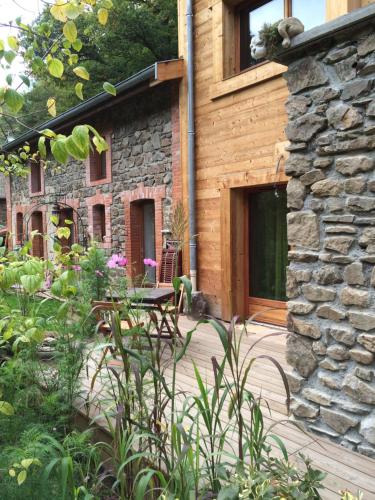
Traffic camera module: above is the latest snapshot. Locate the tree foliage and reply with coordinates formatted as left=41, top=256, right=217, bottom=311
left=0, top=0, right=178, bottom=145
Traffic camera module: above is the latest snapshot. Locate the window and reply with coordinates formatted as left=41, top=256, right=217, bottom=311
left=31, top=211, right=44, bottom=258
left=92, top=204, right=106, bottom=242
left=0, top=198, right=6, bottom=227
left=30, top=160, right=43, bottom=194
left=87, top=132, right=112, bottom=186
left=248, top=187, right=287, bottom=301
left=90, top=150, right=107, bottom=182
left=16, top=212, right=23, bottom=244
left=236, top=0, right=325, bottom=73
left=58, top=208, right=74, bottom=252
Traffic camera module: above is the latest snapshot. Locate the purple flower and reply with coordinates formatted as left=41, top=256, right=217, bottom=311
left=143, top=258, right=157, bottom=267
left=95, top=270, right=104, bottom=277
left=107, top=254, right=128, bottom=269
left=72, top=265, right=81, bottom=272
left=44, top=275, right=52, bottom=289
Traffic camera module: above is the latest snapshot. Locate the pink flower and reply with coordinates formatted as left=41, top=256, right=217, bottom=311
left=143, top=258, right=157, bottom=267
left=44, top=275, right=52, bottom=289
left=107, top=254, right=128, bottom=269
left=72, top=265, right=81, bottom=272
left=95, top=270, right=104, bottom=277
left=118, top=256, right=128, bottom=267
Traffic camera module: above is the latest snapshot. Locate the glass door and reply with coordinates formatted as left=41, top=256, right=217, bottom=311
left=248, top=186, right=288, bottom=324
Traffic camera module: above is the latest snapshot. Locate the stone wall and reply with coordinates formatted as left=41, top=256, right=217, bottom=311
left=280, top=9, right=375, bottom=456
left=10, top=84, right=181, bottom=262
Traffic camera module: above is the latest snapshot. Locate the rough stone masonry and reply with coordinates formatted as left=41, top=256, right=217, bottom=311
left=277, top=8, right=375, bottom=457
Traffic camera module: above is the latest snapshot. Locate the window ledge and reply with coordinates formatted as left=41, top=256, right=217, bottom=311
left=29, top=189, right=45, bottom=198
left=87, top=175, right=112, bottom=188
left=210, top=61, right=286, bottom=100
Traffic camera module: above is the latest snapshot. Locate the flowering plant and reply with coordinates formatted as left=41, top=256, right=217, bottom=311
left=143, top=258, right=157, bottom=267
left=107, top=254, right=128, bottom=269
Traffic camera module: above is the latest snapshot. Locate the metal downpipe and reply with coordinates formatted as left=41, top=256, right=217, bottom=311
left=186, top=0, right=197, bottom=292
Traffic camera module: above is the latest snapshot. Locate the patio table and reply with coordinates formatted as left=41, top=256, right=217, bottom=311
left=107, top=287, right=182, bottom=340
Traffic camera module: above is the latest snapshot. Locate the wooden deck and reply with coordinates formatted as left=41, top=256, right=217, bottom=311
left=78, top=316, right=375, bottom=500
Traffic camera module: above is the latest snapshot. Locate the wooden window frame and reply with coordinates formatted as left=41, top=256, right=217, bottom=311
left=92, top=204, right=106, bottom=243
left=86, top=191, right=112, bottom=249
left=86, top=131, right=112, bottom=187
left=29, top=160, right=45, bottom=197
left=30, top=210, right=46, bottom=258
left=211, top=0, right=355, bottom=100
left=16, top=212, right=23, bottom=244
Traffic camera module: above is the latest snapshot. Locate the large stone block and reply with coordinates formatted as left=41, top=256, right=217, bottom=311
left=344, top=262, right=365, bottom=285
left=311, top=179, right=343, bottom=197
left=349, top=347, right=374, bottom=365
left=291, top=397, right=319, bottom=418
left=321, top=408, right=358, bottom=434
left=343, top=373, right=375, bottom=404
left=302, top=387, right=332, bottom=406
left=286, top=113, right=327, bottom=143
left=287, top=211, right=319, bottom=250
left=358, top=333, right=375, bottom=353
left=285, top=95, right=311, bottom=119
left=347, top=196, right=375, bottom=212
left=290, top=317, right=321, bottom=339
left=340, top=287, right=369, bottom=308
left=286, top=334, right=318, bottom=378
left=285, top=57, right=328, bottom=94
left=327, top=103, right=363, bottom=130
left=287, top=178, right=306, bottom=209
left=285, top=154, right=313, bottom=177
left=360, top=414, right=375, bottom=445
left=336, top=155, right=374, bottom=176
left=302, top=284, right=336, bottom=302
left=313, top=265, right=342, bottom=285
left=349, top=311, right=375, bottom=331
left=287, top=301, right=315, bottom=315
left=316, top=305, right=346, bottom=321
left=329, top=326, right=356, bottom=346
left=358, top=33, right=375, bottom=57
left=324, top=236, right=354, bottom=254
left=327, top=344, right=350, bottom=361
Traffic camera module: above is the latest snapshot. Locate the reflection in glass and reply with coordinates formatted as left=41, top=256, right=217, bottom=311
left=292, top=0, right=326, bottom=31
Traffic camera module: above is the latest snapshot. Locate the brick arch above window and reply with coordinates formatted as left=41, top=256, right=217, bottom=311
left=86, top=191, right=112, bottom=249
left=121, top=183, right=166, bottom=277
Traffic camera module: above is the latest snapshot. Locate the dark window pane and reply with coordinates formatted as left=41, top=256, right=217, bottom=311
left=292, top=0, right=325, bottom=31
left=249, top=188, right=287, bottom=301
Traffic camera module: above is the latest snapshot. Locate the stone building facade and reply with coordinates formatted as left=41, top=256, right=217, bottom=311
left=8, top=78, right=181, bottom=278
left=277, top=6, right=375, bottom=457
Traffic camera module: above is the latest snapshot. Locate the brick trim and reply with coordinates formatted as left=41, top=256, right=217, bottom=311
left=86, top=190, right=112, bottom=248
left=171, top=87, right=182, bottom=204
left=85, top=131, right=112, bottom=187
left=121, top=183, right=166, bottom=278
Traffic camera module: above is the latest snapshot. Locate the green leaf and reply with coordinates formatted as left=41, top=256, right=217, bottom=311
left=92, top=135, right=108, bottom=154
left=17, top=470, right=27, bottom=486
left=101, top=0, right=113, bottom=8
left=63, top=20, right=77, bottom=43
left=7, top=36, right=18, bottom=51
left=20, top=75, right=30, bottom=87
left=51, top=138, right=68, bottom=164
left=98, top=8, right=108, bottom=25
left=75, top=82, right=84, bottom=100
left=4, top=51, right=16, bottom=64
left=20, top=274, right=43, bottom=294
left=50, top=3, right=67, bottom=22
left=56, top=227, right=70, bottom=240
left=48, top=58, right=64, bottom=78
left=73, top=66, right=89, bottom=80
left=50, top=214, right=59, bottom=226
left=72, top=38, right=82, bottom=52
left=217, top=485, right=239, bottom=500
left=72, top=125, right=89, bottom=151
left=9, top=468, right=16, bottom=477
left=38, top=136, right=47, bottom=159
left=4, top=88, right=24, bottom=113
left=65, top=3, right=82, bottom=19
left=103, top=81, right=116, bottom=96
left=47, top=97, right=56, bottom=117
left=5, top=74, right=12, bottom=85
left=0, top=401, right=14, bottom=416
left=65, top=136, right=87, bottom=160
left=41, top=128, right=56, bottom=139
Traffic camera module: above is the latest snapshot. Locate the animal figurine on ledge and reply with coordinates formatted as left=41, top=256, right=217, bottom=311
left=250, top=17, right=304, bottom=61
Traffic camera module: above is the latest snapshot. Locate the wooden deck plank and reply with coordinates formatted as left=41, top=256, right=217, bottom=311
left=79, top=316, right=375, bottom=499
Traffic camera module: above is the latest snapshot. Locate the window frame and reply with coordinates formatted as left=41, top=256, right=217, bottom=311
left=29, top=160, right=45, bottom=197
left=16, top=212, right=23, bottom=244
left=86, top=131, right=112, bottom=187
left=92, top=204, right=106, bottom=243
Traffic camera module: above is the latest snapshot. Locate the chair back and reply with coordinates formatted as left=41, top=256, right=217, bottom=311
left=158, top=248, right=181, bottom=286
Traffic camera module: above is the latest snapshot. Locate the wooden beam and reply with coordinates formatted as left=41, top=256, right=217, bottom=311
left=220, top=188, right=233, bottom=320
left=153, top=59, right=184, bottom=84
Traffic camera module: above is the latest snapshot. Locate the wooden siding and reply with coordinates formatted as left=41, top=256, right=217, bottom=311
left=178, top=0, right=375, bottom=320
